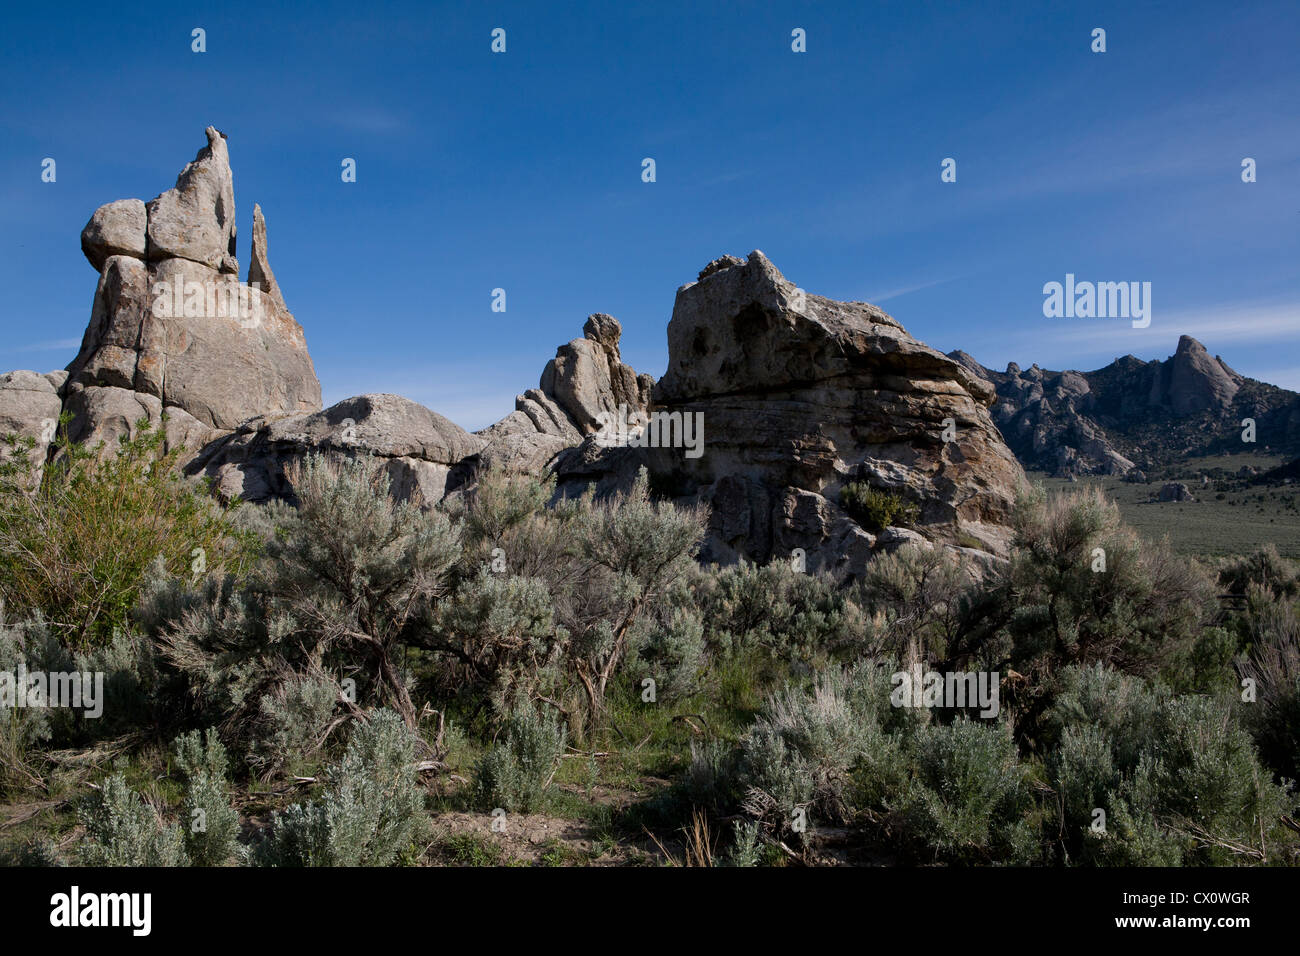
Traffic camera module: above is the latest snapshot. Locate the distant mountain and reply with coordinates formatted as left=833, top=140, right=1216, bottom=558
left=949, top=336, right=1300, bottom=476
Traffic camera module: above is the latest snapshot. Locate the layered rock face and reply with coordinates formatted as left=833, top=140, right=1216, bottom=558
left=648, top=252, right=1026, bottom=575
left=65, top=127, right=321, bottom=452
left=476, top=313, right=652, bottom=474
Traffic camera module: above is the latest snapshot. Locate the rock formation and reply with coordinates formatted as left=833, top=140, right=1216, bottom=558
left=248, top=203, right=287, bottom=312
left=644, top=251, right=1026, bottom=575
left=952, top=335, right=1300, bottom=476
left=1157, top=481, right=1196, bottom=502
left=64, top=127, right=321, bottom=457
left=142, top=127, right=237, bottom=272
left=476, top=313, right=652, bottom=475
left=1156, top=335, right=1242, bottom=415
left=949, top=355, right=1136, bottom=478
left=31, top=129, right=1268, bottom=582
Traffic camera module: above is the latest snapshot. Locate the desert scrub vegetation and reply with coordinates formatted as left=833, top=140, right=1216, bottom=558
left=0, top=417, right=255, bottom=649
left=472, top=704, right=567, bottom=812
left=650, top=486, right=1298, bottom=866
left=253, top=709, right=426, bottom=866
left=0, top=430, right=1296, bottom=868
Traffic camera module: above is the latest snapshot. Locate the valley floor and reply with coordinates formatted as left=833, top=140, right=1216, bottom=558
left=1031, top=453, right=1300, bottom=559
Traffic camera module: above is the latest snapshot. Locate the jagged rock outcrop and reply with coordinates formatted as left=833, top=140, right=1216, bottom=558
left=949, top=355, right=1136, bottom=478
left=952, top=334, right=1299, bottom=476
left=188, top=393, right=484, bottom=506
left=1156, top=335, right=1242, bottom=415
left=248, top=203, right=287, bottom=312
left=145, top=127, right=237, bottom=271
left=32, top=127, right=1251, bottom=582
left=646, top=251, right=1026, bottom=575
left=63, top=128, right=321, bottom=452
left=476, top=313, right=652, bottom=474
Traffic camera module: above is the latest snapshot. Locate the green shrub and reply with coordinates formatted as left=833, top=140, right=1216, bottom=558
left=897, top=718, right=1036, bottom=863
left=448, top=464, right=553, bottom=547
left=1150, top=695, right=1289, bottom=864
left=254, top=709, right=425, bottom=866
left=145, top=453, right=463, bottom=733
left=473, top=705, right=567, bottom=813
left=627, top=606, right=706, bottom=700
left=0, top=621, right=55, bottom=797
left=78, top=772, right=188, bottom=866
left=854, top=544, right=977, bottom=663
left=1237, top=595, right=1300, bottom=783
left=839, top=482, right=920, bottom=532
left=1044, top=664, right=1294, bottom=865
left=1041, top=664, right=1163, bottom=767
left=694, top=559, right=853, bottom=663
left=683, top=739, right=744, bottom=814
left=0, top=616, right=164, bottom=796
left=436, top=568, right=562, bottom=718
left=0, top=837, right=64, bottom=867
left=738, top=662, right=907, bottom=835
left=0, top=419, right=255, bottom=650
left=720, top=820, right=762, bottom=867
left=566, top=468, right=707, bottom=718
left=173, top=728, right=241, bottom=866
left=1218, top=544, right=1299, bottom=599
left=249, top=677, right=341, bottom=779
left=983, top=486, right=1217, bottom=741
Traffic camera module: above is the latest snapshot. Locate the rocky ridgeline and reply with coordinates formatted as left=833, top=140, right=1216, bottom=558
left=950, top=336, right=1300, bottom=477
left=2, top=129, right=1036, bottom=578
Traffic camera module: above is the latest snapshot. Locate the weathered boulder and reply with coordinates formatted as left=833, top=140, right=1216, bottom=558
left=188, top=393, right=485, bottom=507
left=81, top=199, right=147, bottom=272
left=1157, top=481, right=1196, bottom=502
left=0, top=371, right=63, bottom=484
left=66, top=255, right=152, bottom=392
left=145, top=127, right=237, bottom=270
left=648, top=251, right=1026, bottom=573
left=62, top=384, right=162, bottom=449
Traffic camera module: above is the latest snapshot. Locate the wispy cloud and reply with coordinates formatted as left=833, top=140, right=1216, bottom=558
left=864, top=274, right=967, bottom=304
left=1043, top=299, right=1300, bottom=351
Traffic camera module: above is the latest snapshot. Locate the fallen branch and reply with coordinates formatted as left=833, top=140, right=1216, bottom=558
left=671, top=713, right=712, bottom=736
left=0, top=800, right=64, bottom=829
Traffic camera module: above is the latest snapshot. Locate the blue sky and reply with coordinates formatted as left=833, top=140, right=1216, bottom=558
left=2, top=0, right=1297, bottom=429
